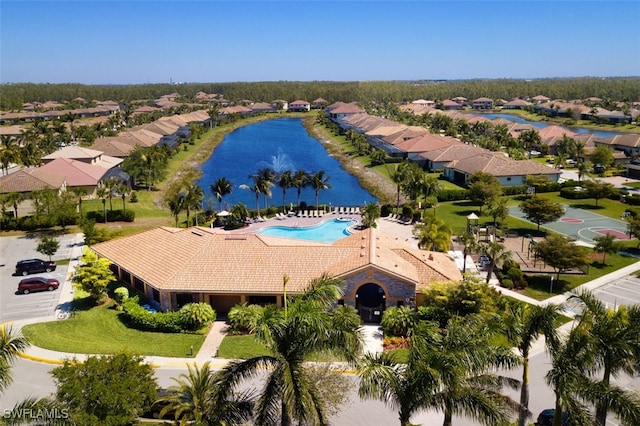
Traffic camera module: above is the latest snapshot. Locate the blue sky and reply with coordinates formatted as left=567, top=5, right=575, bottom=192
left=1, top=1, right=639, bottom=84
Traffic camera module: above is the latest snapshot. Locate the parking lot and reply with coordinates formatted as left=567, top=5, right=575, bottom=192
left=0, top=234, right=80, bottom=323
left=591, top=274, right=640, bottom=308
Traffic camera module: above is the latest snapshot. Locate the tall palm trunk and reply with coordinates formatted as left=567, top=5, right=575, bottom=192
left=595, top=361, right=612, bottom=426
left=518, top=351, right=530, bottom=426
left=281, top=400, right=291, bottom=426
left=443, top=401, right=453, bottom=426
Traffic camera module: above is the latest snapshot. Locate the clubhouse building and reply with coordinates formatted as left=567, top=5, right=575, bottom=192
left=91, top=226, right=462, bottom=323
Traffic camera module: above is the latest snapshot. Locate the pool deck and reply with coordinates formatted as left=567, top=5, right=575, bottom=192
left=215, top=211, right=420, bottom=249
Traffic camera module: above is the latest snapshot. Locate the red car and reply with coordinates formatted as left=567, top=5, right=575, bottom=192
left=18, top=277, right=60, bottom=294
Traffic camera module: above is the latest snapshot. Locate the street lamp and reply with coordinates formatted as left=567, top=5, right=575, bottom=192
left=549, top=274, right=554, bottom=294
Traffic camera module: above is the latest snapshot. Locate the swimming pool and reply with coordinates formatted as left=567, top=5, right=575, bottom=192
left=258, top=218, right=357, bottom=243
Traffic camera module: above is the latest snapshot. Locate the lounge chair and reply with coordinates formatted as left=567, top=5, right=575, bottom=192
left=355, top=207, right=361, bottom=214
left=339, top=207, right=345, bottom=214
left=332, top=207, right=339, bottom=214
left=297, top=210, right=303, bottom=217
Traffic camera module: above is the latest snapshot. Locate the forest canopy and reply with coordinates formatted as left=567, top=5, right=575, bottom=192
left=1, top=77, right=639, bottom=111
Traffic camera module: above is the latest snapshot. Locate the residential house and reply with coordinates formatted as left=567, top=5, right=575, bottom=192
left=472, top=97, right=494, bottom=109
left=443, top=152, right=561, bottom=186
left=90, top=226, right=463, bottom=320
left=442, top=99, right=464, bottom=110
left=393, top=134, right=463, bottom=164
left=289, top=100, right=311, bottom=112
left=0, top=168, right=66, bottom=195
left=503, top=98, right=533, bottom=109
left=419, top=144, right=488, bottom=171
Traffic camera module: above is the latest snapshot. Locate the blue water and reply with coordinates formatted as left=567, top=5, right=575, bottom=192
left=197, top=119, right=377, bottom=210
left=258, top=218, right=357, bottom=243
left=477, top=113, right=624, bottom=138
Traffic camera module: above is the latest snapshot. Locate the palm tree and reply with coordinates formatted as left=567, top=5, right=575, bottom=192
left=457, top=232, right=479, bottom=274
left=362, top=202, right=381, bottom=229
left=70, top=187, right=87, bottom=216
left=570, top=291, right=640, bottom=426
left=414, top=216, right=451, bottom=252
left=215, top=274, right=361, bottom=426
left=359, top=315, right=521, bottom=426
left=115, top=183, right=128, bottom=213
left=183, top=184, right=204, bottom=227
left=157, top=362, right=254, bottom=426
left=210, top=177, right=233, bottom=211
left=481, top=241, right=512, bottom=284
left=239, top=177, right=263, bottom=218
left=502, top=302, right=561, bottom=426
left=291, top=170, right=309, bottom=210
left=310, top=170, right=331, bottom=210
left=231, top=202, right=249, bottom=224
left=0, top=324, right=30, bottom=394
left=389, top=161, right=409, bottom=213
left=96, top=187, right=109, bottom=223
left=104, top=178, right=119, bottom=211
left=166, top=191, right=185, bottom=228
left=4, top=192, right=22, bottom=220
left=278, top=170, right=293, bottom=213
left=254, top=168, right=275, bottom=210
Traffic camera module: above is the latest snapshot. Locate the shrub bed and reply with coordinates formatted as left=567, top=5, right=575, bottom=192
left=121, top=297, right=215, bottom=333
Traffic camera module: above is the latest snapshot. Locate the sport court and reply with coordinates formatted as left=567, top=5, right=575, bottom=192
left=509, top=204, right=630, bottom=244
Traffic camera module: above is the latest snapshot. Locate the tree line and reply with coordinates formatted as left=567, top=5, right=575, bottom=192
left=2, top=77, right=639, bottom=111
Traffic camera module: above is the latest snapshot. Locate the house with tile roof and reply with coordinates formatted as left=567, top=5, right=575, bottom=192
left=0, top=168, right=66, bottom=194
left=503, top=98, right=533, bottom=109
left=289, top=100, right=311, bottom=112
left=472, top=97, right=494, bottom=109
left=393, top=134, right=464, bottom=164
left=443, top=152, right=561, bottom=186
left=442, top=99, right=464, bottom=110
left=90, top=226, right=462, bottom=322
left=418, top=144, right=489, bottom=171
left=42, top=146, right=123, bottom=168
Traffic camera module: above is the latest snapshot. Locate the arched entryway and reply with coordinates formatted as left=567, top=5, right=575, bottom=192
left=355, top=283, right=386, bottom=323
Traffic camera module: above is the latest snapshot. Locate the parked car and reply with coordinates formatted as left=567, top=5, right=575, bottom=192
left=15, top=258, right=57, bottom=276
left=536, top=408, right=571, bottom=426
left=18, top=277, right=60, bottom=294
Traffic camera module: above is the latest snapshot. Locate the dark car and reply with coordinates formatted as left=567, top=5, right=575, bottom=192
left=15, top=259, right=57, bottom=276
left=18, top=277, right=60, bottom=294
left=536, top=408, right=570, bottom=426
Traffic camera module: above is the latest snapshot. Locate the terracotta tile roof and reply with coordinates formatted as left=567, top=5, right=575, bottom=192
left=0, top=168, right=65, bottom=193
left=38, top=158, right=109, bottom=186
left=365, top=125, right=408, bottom=137
left=419, top=144, right=487, bottom=163
left=43, top=146, right=103, bottom=161
left=394, top=133, right=463, bottom=153
left=537, top=125, right=577, bottom=139
left=382, top=127, right=430, bottom=145
left=90, top=137, right=137, bottom=157
left=449, top=153, right=560, bottom=177
left=329, top=103, right=365, bottom=114
left=598, top=134, right=640, bottom=148
left=91, top=226, right=461, bottom=294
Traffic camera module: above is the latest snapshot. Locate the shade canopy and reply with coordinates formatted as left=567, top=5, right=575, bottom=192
left=216, top=210, right=230, bottom=217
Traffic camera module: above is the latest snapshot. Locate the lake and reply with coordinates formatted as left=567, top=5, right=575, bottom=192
left=197, top=118, right=377, bottom=210
left=476, top=113, right=624, bottom=138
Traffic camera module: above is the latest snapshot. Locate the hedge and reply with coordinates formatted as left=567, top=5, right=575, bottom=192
left=86, top=209, right=135, bottom=223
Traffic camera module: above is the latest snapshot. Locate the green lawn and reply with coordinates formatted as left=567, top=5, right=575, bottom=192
left=216, top=334, right=270, bottom=359
left=21, top=298, right=206, bottom=358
